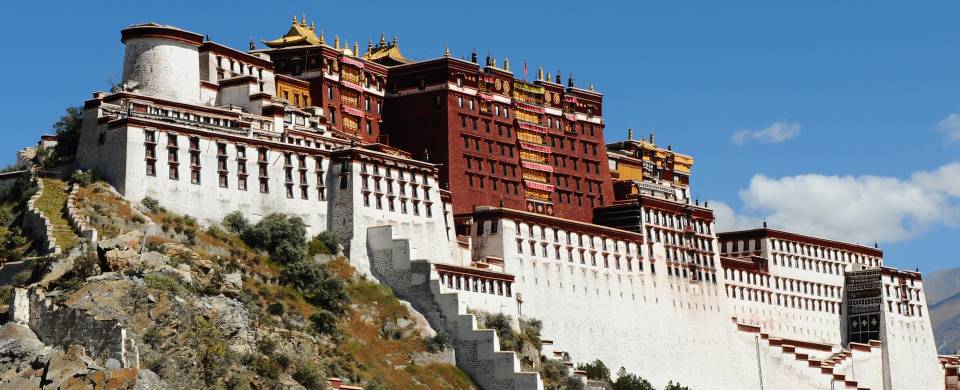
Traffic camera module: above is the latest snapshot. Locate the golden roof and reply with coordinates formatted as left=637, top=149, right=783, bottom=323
left=264, top=16, right=321, bottom=48
left=363, top=35, right=410, bottom=66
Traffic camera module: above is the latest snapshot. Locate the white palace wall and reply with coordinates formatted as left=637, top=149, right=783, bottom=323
left=122, top=37, right=201, bottom=105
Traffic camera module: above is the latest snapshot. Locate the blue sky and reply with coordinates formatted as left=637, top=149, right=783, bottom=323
left=1, top=1, right=958, bottom=272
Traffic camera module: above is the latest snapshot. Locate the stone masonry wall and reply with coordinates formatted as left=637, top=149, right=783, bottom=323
left=8, top=288, right=138, bottom=368
left=65, top=183, right=99, bottom=244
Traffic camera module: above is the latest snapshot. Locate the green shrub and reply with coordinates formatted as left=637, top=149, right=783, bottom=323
left=207, top=225, right=228, bottom=241
left=310, top=310, right=339, bottom=336
left=267, top=302, right=285, bottom=316
left=144, top=273, right=187, bottom=295
left=281, top=260, right=347, bottom=314
left=141, top=197, right=161, bottom=213
left=292, top=361, right=327, bottom=390
left=223, top=211, right=248, bottom=233
left=425, top=332, right=450, bottom=353
left=240, top=214, right=306, bottom=264
left=307, top=231, right=339, bottom=256
left=483, top=313, right=518, bottom=351
left=70, top=170, right=92, bottom=186
left=663, top=381, right=691, bottom=390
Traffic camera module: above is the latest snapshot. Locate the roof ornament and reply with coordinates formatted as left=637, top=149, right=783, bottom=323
left=763, top=219, right=768, bottom=228
left=471, top=49, right=478, bottom=63
left=334, top=35, right=340, bottom=50
left=649, top=130, right=655, bottom=145
left=567, top=73, right=574, bottom=88
left=444, top=44, right=451, bottom=58
left=367, top=39, right=373, bottom=54
left=309, top=22, right=315, bottom=31
left=503, top=57, right=510, bottom=71
left=589, top=83, right=595, bottom=91
left=353, top=41, right=359, bottom=56
left=555, top=70, right=561, bottom=84
left=249, top=38, right=255, bottom=51
left=537, top=66, right=544, bottom=81
left=547, top=72, right=553, bottom=81
left=380, top=32, right=386, bottom=46
left=319, top=29, right=325, bottom=45
left=424, top=149, right=431, bottom=162
left=627, top=128, right=633, bottom=141
left=300, top=15, right=307, bottom=26
left=292, top=15, right=298, bottom=25
left=393, top=34, right=398, bottom=46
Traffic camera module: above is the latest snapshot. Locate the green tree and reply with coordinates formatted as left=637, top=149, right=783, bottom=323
left=223, top=211, right=248, bottom=233
left=307, top=231, right=339, bottom=256
left=281, top=260, right=348, bottom=315
left=53, top=106, right=83, bottom=160
left=576, top=360, right=611, bottom=382
left=612, top=367, right=655, bottom=390
left=241, top=213, right=306, bottom=264
left=663, top=381, right=691, bottom=390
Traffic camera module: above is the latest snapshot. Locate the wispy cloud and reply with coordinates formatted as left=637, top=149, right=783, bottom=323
left=935, top=113, right=960, bottom=143
left=731, top=120, right=801, bottom=145
left=710, top=162, right=960, bottom=244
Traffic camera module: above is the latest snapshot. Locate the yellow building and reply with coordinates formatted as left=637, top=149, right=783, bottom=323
left=275, top=74, right=311, bottom=108
left=606, top=130, right=693, bottom=201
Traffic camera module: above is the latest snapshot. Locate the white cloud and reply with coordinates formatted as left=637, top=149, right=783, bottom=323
left=731, top=121, right=801, bottom=145
left=710, top=200, right=762, bottom=232
left=935, top=113, right=960, bottom=143
left=711, top=162, right=960, bottom=244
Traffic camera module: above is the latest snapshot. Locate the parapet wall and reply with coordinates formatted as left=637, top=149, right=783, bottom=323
left=65, top=183, right=99, bottom=244
left=8, top=288, right=138, bottom=368
left=22, top=173, right=61, bottom=256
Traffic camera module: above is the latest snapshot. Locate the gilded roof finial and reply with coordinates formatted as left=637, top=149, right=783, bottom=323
left=628, top=128, right=633, bottom=140
left=537, top=66, right=544, bottom=81
left=589, top=83, right=595, bottom=91
left=309, top=22, right=315, bottom=31
left=353, top=41, right=359, bottom=56
left=555, top=70, right=561, bottom=84
left=649, top=130, right=656, bottom=145
left=292, top=15, right=298, bottom=25
left=503, top=57, right=510, bottom=71
left=547, top=72, right=552, bottom=81
left=319, top=29, right=325, bottom=45
left=334, top=35, right=340, bottom=49
left=444, top=44, right=451, bottom=58
left=393, top=34, right=398, bottom=46
left=367, top=39, right=373, bottom=53
left=380, top=33, right=386, bottom=46
left=567, top=73, right=574, bottom=88
left=300, top=15, right=307, bottom=26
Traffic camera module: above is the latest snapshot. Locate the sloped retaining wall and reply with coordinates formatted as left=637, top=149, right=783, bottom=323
left=366, top=225, right=543, bottom=390
left=22, top=174, right=61, bottom=256
left=65, top=183, right=98, bottom=244
left=8, top=287, right=138, bottom=368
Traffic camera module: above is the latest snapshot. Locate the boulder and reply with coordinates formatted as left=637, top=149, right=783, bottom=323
left=0, top=323, right=43, bottom=360
left=196, top=296, right=254, bottom=354
left=103, top=249, right=140, bottom=272
left=133, top=368, right=165, bottom=390
left=138, top=252, right=170, bottom=272
left=43, top=346, right=91, bottom=389
left=157, top=265, right=192, bottom=285
left=221, top=272, right=242, bottom=296
left=161, top=243, right=200, bottom=261
left=98, top=231, right=143, bottom=253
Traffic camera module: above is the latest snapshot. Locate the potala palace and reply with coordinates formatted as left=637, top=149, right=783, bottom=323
left=26, top=20, right=958, bottom=389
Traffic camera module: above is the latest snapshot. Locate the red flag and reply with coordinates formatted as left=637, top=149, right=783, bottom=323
left=523, top=60, right=528, bottom=80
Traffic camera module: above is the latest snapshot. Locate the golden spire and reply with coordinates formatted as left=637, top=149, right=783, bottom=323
left=504, top=57, right=510, bottom=71
left=292, top=15, right=298, bottom=25
left=367, top=39, right=373, bottom=54
left=319, top=29, right=325, bottom=45
left=334, top=35, right=340, bottom=49
left=547, top=72, right=552, bottom=81
left=627, top=128, right=633, bottom=140
left=309, top=22, right=315, bottom=31
left=589, top=83, right=595, bottom=91
left=380, top=33, right=386, bottom=46
left=538, top=66, right=544, bottom=81
left=649, top=130, right=656, bottom=145
left=300, top=15, right=306, bottom=26
left=444, top=44, right=450, bottom=58
left=393, top=34, right=398, bottom=46
left=353, top=41, right=359, bottom=56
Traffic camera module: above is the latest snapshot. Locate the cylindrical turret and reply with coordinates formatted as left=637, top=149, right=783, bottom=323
left=120, top=23, right=202, bottom=104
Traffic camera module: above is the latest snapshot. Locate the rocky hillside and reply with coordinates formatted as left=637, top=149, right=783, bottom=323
left=927, top=267, right=960, bottom=355
left=0, top=179, right=476, bottom=389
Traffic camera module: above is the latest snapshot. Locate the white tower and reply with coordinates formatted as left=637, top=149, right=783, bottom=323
left=120, top=23, right=202, bottom=104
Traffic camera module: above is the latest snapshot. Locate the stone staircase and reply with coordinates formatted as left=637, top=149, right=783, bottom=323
left=735, top=321, right=869, bottom=390
left=366, top=225, right=543, bottom=390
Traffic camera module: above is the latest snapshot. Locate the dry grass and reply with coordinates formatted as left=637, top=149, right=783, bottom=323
left=37, top=179, right=79, bottom=250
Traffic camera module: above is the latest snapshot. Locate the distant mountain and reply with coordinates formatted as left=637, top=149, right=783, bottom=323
left=925, top=267, right=960, bottom=355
